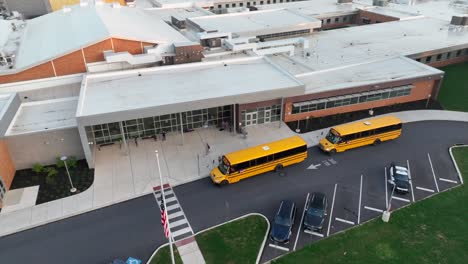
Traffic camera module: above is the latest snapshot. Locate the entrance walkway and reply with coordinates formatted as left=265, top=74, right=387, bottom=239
left=0, top=122, right=294, bottom=237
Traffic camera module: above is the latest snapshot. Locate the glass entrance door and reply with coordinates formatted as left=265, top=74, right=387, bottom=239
left=264, top=109, right=271, bottom=123
left=245, top=112, right=258, bottom=126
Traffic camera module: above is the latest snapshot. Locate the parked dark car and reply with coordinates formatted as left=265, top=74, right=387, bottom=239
left=388, top=162, right=410, bottom=194
left=270, top=200, right=296, bottom=243
left=303, top=192, right=328, bottom=232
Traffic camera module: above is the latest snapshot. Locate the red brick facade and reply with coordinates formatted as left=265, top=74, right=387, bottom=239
left=356, top=10, right=399, bottom=25
left=0, top=62, right=56, bottom=84
left=112, top=38, right=143, bottom=55
left=52, top=50, right=87, bottom=76
left=0, top=140, right=15, bottom=208
left=0, top=38, right=157, bottom=84
left=283, top=79, right=436, bottom=122
left=83, top=39, right=114, bottom=63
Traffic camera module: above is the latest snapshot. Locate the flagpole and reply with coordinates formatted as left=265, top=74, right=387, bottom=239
left=155, top=150, right=175, bottom=264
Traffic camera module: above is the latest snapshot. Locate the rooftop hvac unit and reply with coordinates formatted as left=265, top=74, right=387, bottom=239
left=372, top=0, right=388, bottom=6
left=450, top=15, right=468, bottom=26
left=171, top=16, right=186, bottom=29
left=337, top=0, right=352, bottom=3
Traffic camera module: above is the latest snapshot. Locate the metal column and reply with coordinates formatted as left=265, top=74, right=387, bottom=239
left=119, top=121, right=128, bottom=155
left=279, top=97, right=284, bottom=128
left=179, top=112, right=184, bottom=145
left=233, top=104, right=236, bottom=134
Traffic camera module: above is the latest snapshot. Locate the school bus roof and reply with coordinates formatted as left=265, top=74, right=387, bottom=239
left=333, top=116, right=402, bottom=136
left=225, top=136, right=307, bottom=165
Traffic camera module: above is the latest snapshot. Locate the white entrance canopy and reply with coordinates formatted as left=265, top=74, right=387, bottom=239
left=76, top=56, right=305, bottom=126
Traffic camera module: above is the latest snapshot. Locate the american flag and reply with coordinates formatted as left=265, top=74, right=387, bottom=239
left=160, top=200, right=169, bottom=238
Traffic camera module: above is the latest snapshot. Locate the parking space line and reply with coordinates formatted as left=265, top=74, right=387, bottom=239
left=268, top=244, right=289, bottom=252
left=384, top=167, right=388, bottom=209
left=335, top=217, right=355, bottom=225
left=427, top=153, right=440, bottom=192
left=358, top=175, right=363, bottom=224
left=304, top=229, right=324, bottom=237
left=327, top=184, right=337, bottom=237
left=439, top=178, right=458, bottom=184
left=416, top=186, right=435, bottom=193
left=293, top=192, right=310, bottom=251
left=364, top=206, right=384, bottom=213
left=406, top=160, right=416, bottom=202
left=391, top=196, right=411, bottom=203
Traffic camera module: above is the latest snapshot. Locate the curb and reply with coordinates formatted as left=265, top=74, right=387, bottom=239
left=449, top=144, right=466, bottom=185
left=146, top=213, right=270, bottom=264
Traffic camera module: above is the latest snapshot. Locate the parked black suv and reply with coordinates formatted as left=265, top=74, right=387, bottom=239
left=270, top=200, right=296, bottom=243
left=388, top=162, right=410, bottom=194
left=303, top=192, right=328, bottom=232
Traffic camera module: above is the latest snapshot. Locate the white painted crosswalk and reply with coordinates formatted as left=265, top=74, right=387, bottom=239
left=152, top=184, right=194, bottom=241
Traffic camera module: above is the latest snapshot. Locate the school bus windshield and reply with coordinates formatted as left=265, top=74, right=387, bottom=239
left=326, top=130, right=341, bottom=144
left=218, top=157, right=229, bottom=175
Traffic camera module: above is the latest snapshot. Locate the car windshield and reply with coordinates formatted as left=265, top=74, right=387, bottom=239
left=395, top=171, right=409, bottom=181
left=325, top=130, right=341, bottom=144
left=275, top=215, right=291, bottom=226
left=218, top=158, right=229, bottom=175
left=394, top=166, right=409, bottom=181
left=307, top=208, right=323, bottom=217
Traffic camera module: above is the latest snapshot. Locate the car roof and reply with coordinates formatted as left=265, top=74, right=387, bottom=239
left=278, top=200, right=294, bottom=217
left=309, top=192, right=326, bottom=208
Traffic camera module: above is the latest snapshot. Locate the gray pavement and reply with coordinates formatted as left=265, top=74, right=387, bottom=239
left=0, top=120, right=467, bottom=264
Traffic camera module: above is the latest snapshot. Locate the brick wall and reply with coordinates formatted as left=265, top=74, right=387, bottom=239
left=0, top=140, right=16, bottom=194
left=356, top=10, right=399, bottom=25
left=112, top=38, right=143, bottom=55
left=52, top=49, right=86, bottom=76
left=284, top=79, right=436, bottom=122
left=0, top=38, right=155, bottom=84
left=174, top=44, right=204, bottom=64
left=83, top=39, right=113, bottom=63
left=428, top=56, right=468, bottom=68
left=0, top=62, right=55, bottom=84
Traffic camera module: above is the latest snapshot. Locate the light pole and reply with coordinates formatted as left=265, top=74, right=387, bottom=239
left=61, top=156, right=77, bottom=193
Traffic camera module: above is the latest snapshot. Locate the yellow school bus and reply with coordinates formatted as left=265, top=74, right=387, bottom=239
left=319, top=116, right=402, bottom=154
left=211, top=136, right=308, bottom=185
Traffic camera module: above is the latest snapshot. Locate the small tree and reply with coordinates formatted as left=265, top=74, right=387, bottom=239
left=56, top=157, right=65, bottom=168
left=32, top=163, right=44, bottom=175
left=45, top=167, right=58, bottom=185
left=67, top=156, right=78, bottom=169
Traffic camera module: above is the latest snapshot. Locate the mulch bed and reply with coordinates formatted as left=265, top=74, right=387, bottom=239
left=287, top=99, right=443, bottom=133
left=9, top=160, right=94, bottom=205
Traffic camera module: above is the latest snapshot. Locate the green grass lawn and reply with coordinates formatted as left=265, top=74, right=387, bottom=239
left=197, top=215, right=267, bottom=264
left=149, top=215, right=268, bottom=264
left=274, top=147, right=468, bottom=264
left=437, top=62, right=468, bottom=112
left=149, top=245, right=183, bottom=264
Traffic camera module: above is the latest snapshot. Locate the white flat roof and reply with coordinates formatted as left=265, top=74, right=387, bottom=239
left=268, top=17, right=468, bottom=74
left=145, top=6, right=213, bottom=22
left=363, top=6, right=422, bottom=20
left=0, top=20, right=12, bottom=49
left=77, top=57, right=304, bottom=125
left=153, top=0, right=213, bottom=8
left=4, top=3, right=190, bottom=73
left=0, top=94, right=12, bottom=115
left=386, top=0, right=468, bottom=22
left=257, top=0, right=361, bottom=17
left=188, top=9, right=321, bottom=37
left=297, top=56, right=444, bottom=94
left=6, top=97, right=78, bottom=136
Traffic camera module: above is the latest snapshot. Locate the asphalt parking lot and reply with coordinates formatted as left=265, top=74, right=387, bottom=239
left=259, top=126, right=463, bottom=262
left=0, top=121, right=466, bottom=264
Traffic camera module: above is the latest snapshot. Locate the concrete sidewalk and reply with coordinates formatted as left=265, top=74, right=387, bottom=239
left=1, top=110, right=467, bottom=239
